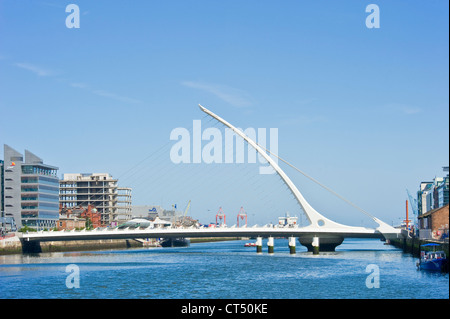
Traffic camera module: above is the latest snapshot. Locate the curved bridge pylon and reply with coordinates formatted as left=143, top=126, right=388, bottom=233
left=198, top=104, right=402, bottom=252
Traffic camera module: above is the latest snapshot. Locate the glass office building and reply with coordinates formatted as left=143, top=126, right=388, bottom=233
left=2, top=145, right=59, bottom=230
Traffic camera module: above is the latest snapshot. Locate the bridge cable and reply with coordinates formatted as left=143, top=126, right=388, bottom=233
left=209, top=116, right=376, bottom=220
left=256, top=143, right=376, bottom=220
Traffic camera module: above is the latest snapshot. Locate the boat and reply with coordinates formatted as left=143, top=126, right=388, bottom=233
left=417, top=243, right=448, bottom=271
left=244, top=242, right=257, bottom=247
left=160, top=237, right=190, bottom=247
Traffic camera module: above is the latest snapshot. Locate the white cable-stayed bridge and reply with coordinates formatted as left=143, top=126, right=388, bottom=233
left=21, top=105, right=403, bottom=253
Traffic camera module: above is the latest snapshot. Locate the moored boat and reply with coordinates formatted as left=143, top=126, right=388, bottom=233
left=417, top=243, right=448, bottom=271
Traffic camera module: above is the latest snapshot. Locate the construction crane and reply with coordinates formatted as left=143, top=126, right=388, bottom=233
left=237, top=207, right=247, bottom=228
left=175, top=200, right=191, bottom=227
left=406, top=189, right=418, bottom=231
left=216, top=207, right=226, bottom=227
left=183, top=200, right=191, bottom=217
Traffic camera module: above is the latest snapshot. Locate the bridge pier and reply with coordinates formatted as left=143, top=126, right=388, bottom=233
left=256, top=236, right=263, bottom=253
left=267, top=237, right=274, bottom=254
left=288, top=236, right=296, bottom=254
left=312, top=236, right=320, bottom=255
left=21, top=240, right=42, bottom=254
left=298, top=235, right=344, bottom=253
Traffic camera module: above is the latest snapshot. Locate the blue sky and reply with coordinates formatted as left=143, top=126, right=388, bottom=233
left=0, top=0, right=448, bottom=226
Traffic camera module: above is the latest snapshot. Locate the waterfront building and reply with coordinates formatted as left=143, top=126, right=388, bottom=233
left=416, top=167, right=449, bottom=240
left=59, top=204, right=102, bottom=229
left=418, top=182, right=433, bottom=216
left=1, top=159, right=16, bottom=232
left=59, top=173, right=132, bottom=227
left=1, top=144, right=59, bottom=230
left=132, top=205, right=164, bottom=220
left=417, top=174, right=449, bottom=216
left=0, top=160, right=15, bottom=232
left=418, top=204, right=449, bottom=240
left=0, top=160, right=4, bottom=225
left=132, top=205, right=197, bottom=227
left=131, top=205, right=181, bottom=222
left=437, top=175, right=449, bottom=208
left=56, top=215, right=86, bottom=230
left=80, top=204, right=102, bottom=229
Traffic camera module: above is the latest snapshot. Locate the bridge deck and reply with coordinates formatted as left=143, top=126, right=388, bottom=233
left=20, top=226, right=402, bottom=242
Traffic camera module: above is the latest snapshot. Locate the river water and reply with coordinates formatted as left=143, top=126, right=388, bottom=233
left=0, top=238, right=448, bottom=299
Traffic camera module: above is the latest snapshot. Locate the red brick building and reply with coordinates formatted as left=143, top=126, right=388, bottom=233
left=58, top=204, right=102, bottom=230
left=418, top=204, right=449, bottom=240
left=56, top=217, right=86, bottom=230
left=80, top=205, right=102, bottom=229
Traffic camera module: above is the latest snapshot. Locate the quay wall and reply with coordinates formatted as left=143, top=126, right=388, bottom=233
left=1, top=235, right=143, bottom=255
left=1, top=235, right=243, bottom=255
left=0, top=236, right=22, bottom=255
left=389, top=237, right=422, bottom=258
left=390, top=237, right=449, bottom=258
